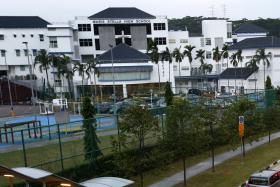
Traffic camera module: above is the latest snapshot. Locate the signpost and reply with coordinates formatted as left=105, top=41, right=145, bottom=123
left=239, top=116, right=245, bottom=157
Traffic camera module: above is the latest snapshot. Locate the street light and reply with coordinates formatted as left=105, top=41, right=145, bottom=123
left=22, top=42, right=35, bottom=103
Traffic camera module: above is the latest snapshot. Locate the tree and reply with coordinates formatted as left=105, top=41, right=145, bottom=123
left=165, top=98, right=205, bottom=186
left=222, top=99, right=259, bottom=157
left=263, top=106, right=280, bottom=143
left=34, top=49, right=53, bottom=93
left=222, top=45, right=229, bottom=92
left=120, top=105, right=159, bottom=187
left=73, top=61, right=88, bottom=97
left=236, top=49, right=244, bottom=88
left=81, top=96, right=102, bottom=160
left=147, top=40, right=161, bottom=89
left=212, top=46, right=222, bottom=91
left=57, top=55, right=74, bottom=100
left=246, top=57, right=259, bottom=92
left=195, top=49, right=206, bottom=89
left=161, top=47, right=173, bottom=82
left=173, top=47, right=185, bottom=86
left=86, top=59, right=100, bottom=102
left=254, top=49, right=272, bottom=90
left=265, top=76, right=273, bottom=90
left=164, top=82, right=173, bottom=106
left=230, top=53, right=238, bottom=94
left=183, top=45, right=196, bottom=76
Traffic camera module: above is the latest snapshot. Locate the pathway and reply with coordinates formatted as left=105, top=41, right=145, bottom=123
left=149, top=131, right=280, bottom=187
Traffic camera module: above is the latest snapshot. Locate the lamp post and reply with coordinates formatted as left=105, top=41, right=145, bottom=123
left=109, top=44, right=120, bottom=151
left=22, top=42, right=35, bottom=103
left=2, top=50, right=13, bottom=112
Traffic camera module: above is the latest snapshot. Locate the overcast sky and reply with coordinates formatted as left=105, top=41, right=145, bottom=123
left=1, top=0, right=279, bottom=22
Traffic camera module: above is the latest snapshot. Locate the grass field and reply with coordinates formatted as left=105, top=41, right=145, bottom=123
left=175, top=138, right=280, bottom=187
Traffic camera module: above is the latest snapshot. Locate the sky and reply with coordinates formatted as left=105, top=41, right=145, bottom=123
left=1, top=0, right=279, bottom=22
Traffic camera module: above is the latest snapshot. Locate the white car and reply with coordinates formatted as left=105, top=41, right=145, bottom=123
left=245, top=170, right=280, bottom=187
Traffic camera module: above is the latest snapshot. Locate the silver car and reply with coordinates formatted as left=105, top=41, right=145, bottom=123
left=246, top=170, right=280, bottom=187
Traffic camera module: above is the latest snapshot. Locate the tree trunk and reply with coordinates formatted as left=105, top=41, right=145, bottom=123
left=235, top=67, right=237, bottom=95
left=183, top=157, right=187, bottom=187
left=169, top=62, right=171, bottom=83
left=269, top=130, right=271, bottom=143
left=82, top=75, right=84, bottom=97
left=242, top=137, right=245, bottom=157
left=67, top=78, right=72, bottom=101
left=94, top=74, right=98, bottom=103
left=179, top=62, right=181, bottom=92
left=45, top=69, right=49, bottom=94
left=264, top=62, right=266, bottom=90
left=227, top=58, right=230, bottom=92
left=157, top=63, right=161, bottom=90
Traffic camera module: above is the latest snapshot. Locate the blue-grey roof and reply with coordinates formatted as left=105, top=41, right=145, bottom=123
left=175, top=75, right=218, bottom=80
left=234, top=23, right=268, bottom=34
left=220, top=68, right=255, bottom=79
left=229, top=36, right=280, bottom=50
left=89, top=7, right=156, bottom=19
left=97, top=43, right=150, bottom=63
left=0, top=16, right=50, bottom=28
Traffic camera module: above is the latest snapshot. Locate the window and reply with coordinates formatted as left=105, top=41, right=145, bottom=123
left=227, top=32, right=232, bottom=38
left=246, top=56, right=253, bottom=59
left=49, top=37, right=58, bottom=48
left=24, top=49, right=28, bottom=56
left=20, top=65, right=26, bottom=71
left=270, top=173, right=280, bottom=185
left=32, top=49, right=38, bottom=56
left=95, top=39, right=100, bottom=50
left=94, top=25, right=99, bottom=35
left=173, top=65, right=178, bottom=71
left=153, top=23, right=166, bottom=31
left=15, top=49, right=21, bottom=57
left=115, top=25, right=130, bottom=35
left=180, top=39, right=188, bottom=43
left=155, top=37, right=166, bottom=45
left=169, top=39, right=176, bottom=43
left=274, top=54, right=280, bottom=58
left=48, top=28, right=56, bottom=31
left=78, top=24, right=91, bottom=32
left=206, top=51, right=212, bottom=59
left=30, top=34, right=34, bottom=38
left=182, top=66, right=189, bottom=70
left=79, top=39, right=93, bottom=47
left=13, top=34, right=17, bottom=38
left=0, top=50, right=5, bottom=57
left=0, top=35, right=4, bottom=40
left=39, top=34, right=44, bottom=41
left=22, top=34, right=25, bottom=38
left=205, top=38, right=211, bottom=45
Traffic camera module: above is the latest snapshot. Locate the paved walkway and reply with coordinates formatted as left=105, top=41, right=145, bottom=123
left=149, top=131, right=280, bottom=187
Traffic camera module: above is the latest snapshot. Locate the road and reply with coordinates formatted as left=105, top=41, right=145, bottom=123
left=149, top=131, right=280, bottom=187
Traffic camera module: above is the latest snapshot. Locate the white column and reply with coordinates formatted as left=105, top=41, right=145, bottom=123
left=123, top=84, right=128, bottom=98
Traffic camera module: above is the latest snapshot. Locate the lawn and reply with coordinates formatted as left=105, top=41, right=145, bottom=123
left=175, top=138, right=280, bottom=187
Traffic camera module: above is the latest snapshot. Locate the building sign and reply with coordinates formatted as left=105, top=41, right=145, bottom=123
left=92, top=19, right=151, bottom=24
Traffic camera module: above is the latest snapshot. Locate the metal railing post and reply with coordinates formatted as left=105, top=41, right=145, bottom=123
left=21, top=130, right=28, bottom=167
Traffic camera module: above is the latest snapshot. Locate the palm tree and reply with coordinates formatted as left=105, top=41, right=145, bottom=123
left=254, top=49, right=272, bottom=90
left=73, top=61, right=87, bottom=97
left=173, top=47, right=184, bottom=91
left=230, top=53, right=238, bottom=94
left=59, top=55, right=74, bottom=100
left=183, top=45, right=196, bottom=76
left=147, top=40, right=160, bottom=89
left=86, top=59, right=100, bottom=102
left=246, top=57, right=259, bottom=92
left=34, top=49, right=52, bottom=92
left=161, top=47, right=173, bottom=82
left=236, top=49, right=244, bottom=88
left=212, top=46, right=222, bottom=92
left=195, top=49, right=205, bottom=89
left=221, top=45, right=229, bottom=92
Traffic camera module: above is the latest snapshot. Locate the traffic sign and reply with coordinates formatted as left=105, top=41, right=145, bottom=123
left=239, top=116, right=244, bottom=124
left=239, top=124, right=244, bottom=137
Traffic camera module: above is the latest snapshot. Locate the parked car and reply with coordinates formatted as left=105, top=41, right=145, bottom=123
left=188, top=89, right=201, bottom=96
left=245, top=170, right=280, bottom=187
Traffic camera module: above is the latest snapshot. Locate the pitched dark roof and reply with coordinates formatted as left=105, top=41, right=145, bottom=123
left=97, top=43, right=150, bottom=63
left=0, top=16, right=50, bottom=28
left=233, top=23, right=268, bottom=34
left=229, top=36, right=280, bottom=50
left=89, top=7, right=156, bottom=19
left=220, top=68, right=255, bottom=79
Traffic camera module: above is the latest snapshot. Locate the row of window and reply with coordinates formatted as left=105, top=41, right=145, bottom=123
left=0, top=49, right=41, bottom=57
left=0, top=34, right=44, bottom=41
left=78, top=23, right=165, bottom=34
left=169, top=39, right=188, bottom=44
